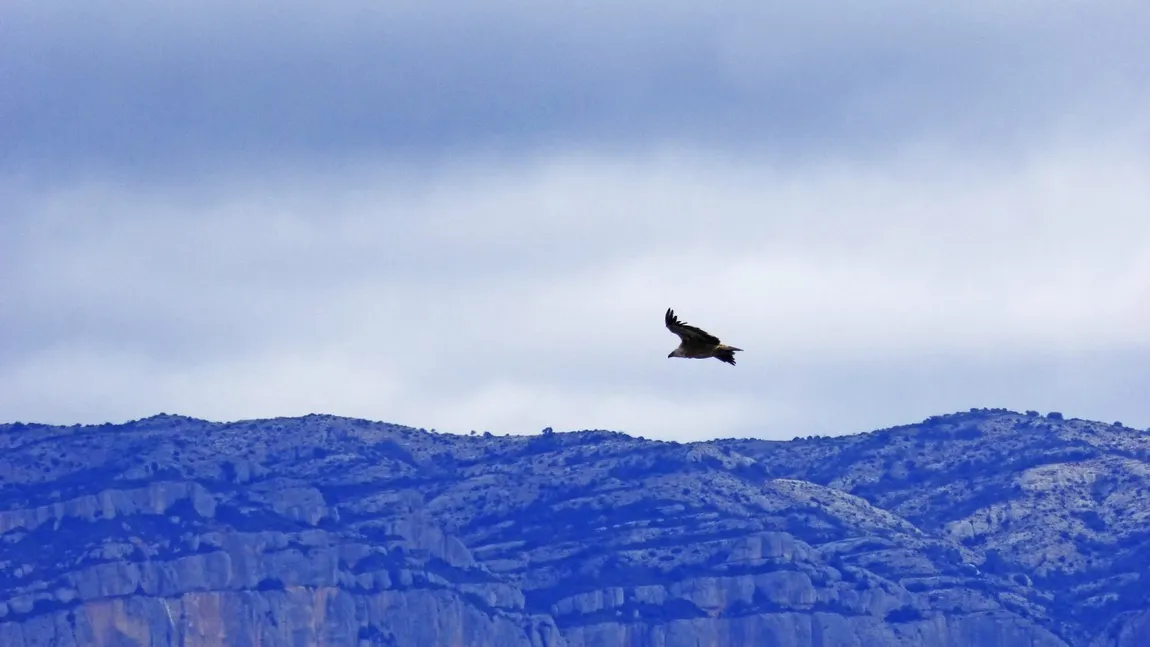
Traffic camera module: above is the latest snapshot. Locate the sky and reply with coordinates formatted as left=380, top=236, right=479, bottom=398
left=3, top=0, right=1150, bottom=441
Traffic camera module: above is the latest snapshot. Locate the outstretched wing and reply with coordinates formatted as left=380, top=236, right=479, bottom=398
left=665, top=308, right=720, bottom=346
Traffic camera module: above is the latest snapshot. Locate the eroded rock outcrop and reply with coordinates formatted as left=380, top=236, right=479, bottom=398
left=1, top=410, right=1146, bottom=645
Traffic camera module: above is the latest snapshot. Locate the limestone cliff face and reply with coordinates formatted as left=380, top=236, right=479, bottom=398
left=0, top=410, right=1145, bottom=646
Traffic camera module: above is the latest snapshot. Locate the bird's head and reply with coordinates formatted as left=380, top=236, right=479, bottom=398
left=668, top=348, right=684, bottom=358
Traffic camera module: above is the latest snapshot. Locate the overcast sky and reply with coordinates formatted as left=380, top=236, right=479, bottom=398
left=3, top=0, right=1150, bottom=441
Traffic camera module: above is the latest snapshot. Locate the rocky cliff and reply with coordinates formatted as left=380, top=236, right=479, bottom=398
left=1, top=409, right=1147, bottom=646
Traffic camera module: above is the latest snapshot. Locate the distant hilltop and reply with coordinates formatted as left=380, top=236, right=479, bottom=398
left=2, top=408, right=1149, bottom=646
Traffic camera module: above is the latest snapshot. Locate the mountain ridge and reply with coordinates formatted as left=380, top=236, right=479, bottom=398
left=2, top=408, right=1148, bottom=646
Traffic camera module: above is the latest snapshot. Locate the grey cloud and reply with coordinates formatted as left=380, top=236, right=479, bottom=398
left=3, top=143, right=1150, bottom=438
left=4, top=0, right=1148, bottom=176
left=4, top=0, right=1150, bottom=440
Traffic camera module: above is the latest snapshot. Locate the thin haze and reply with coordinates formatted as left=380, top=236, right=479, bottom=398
left=3, top=0, right=1149, bottom=440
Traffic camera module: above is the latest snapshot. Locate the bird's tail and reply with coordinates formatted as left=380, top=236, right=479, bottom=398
left=714, top=345, right=742, bottom=365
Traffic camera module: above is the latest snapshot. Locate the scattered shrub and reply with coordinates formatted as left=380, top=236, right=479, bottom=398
left=885, top=605, right=925, bottom=623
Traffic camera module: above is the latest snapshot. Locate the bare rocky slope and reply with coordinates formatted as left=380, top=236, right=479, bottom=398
left=1, top=409, right=1147, bottom=646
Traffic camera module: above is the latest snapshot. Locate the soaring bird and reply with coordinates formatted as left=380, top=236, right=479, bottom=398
left=664, top=308, right=743, bottom=365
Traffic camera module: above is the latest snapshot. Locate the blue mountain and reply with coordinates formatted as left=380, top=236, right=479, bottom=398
left=1, top=408, right=1147, bottom=646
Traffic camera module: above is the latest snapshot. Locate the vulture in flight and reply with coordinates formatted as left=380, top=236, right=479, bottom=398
left=665, top=308, right=743, bottom=365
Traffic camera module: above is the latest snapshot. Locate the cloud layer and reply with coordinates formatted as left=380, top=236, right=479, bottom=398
left=6, top=0, right=1148, bottom=173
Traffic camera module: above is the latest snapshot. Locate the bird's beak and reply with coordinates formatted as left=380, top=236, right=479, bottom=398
left=667, top=352, right=674, bottom=358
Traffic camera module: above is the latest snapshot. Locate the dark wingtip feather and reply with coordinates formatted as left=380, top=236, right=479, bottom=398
left=714, top=348, right=738, bottom=365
